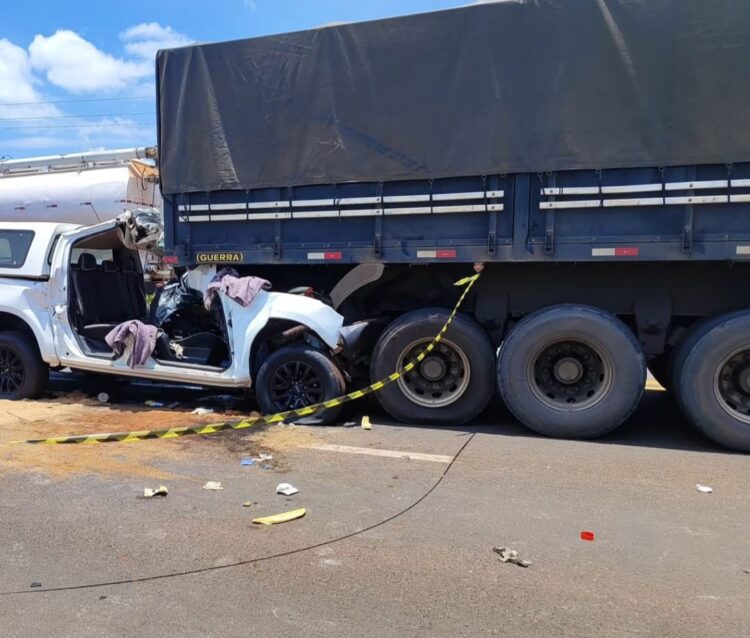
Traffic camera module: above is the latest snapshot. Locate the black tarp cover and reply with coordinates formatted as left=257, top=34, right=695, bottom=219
left=157, top=0, right=750, bottom=195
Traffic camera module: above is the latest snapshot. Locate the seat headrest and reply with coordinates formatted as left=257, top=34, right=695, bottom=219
left=77, top=253, right=97, bottom=271
left=101, top=260, right=117, bottom=273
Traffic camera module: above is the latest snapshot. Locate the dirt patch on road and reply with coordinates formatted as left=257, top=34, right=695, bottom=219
left=0, top=393, right=321, bottom=480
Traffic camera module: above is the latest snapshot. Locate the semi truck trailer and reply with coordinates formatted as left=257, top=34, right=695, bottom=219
left=155, top=0, right=750, bottom=451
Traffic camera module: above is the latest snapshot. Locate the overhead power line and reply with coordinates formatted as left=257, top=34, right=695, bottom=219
left=0, top=122, right=156, bottom=130
left=0, top=95, right=152, bottom=107
left=0, top=112, right=154, bottom=122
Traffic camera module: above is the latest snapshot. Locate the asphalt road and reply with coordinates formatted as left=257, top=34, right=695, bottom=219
left=0, top=380, right=748, bottom=637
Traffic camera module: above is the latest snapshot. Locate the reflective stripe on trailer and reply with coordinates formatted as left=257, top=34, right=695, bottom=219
left=307, top=251, right=342, bottom=260
left=736, top=246, right=750, bottom=256
left=591, top=247, right=639, bottom=257
left=416, top=249, right=457, bottom=259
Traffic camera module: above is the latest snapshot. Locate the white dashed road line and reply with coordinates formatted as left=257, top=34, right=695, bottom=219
left=306, top=444, right=453, bottom=464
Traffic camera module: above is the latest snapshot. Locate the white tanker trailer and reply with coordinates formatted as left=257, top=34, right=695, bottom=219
left=0, top=147, right=160, bottom=224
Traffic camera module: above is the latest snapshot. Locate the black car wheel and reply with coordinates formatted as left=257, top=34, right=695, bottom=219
left=256, top=344, right=345, bottom=425
left=0, top=331, right=48, bottom=400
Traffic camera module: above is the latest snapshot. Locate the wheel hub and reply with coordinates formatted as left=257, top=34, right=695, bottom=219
left=420, top=356, right=446, bottom=381
left=738, top=367, right=750, bottom=395
left=529, top=339, right=610, bottom=410
left=553, top=357, right=584, bottom=384
left=269, top=361, right=324, bottom=410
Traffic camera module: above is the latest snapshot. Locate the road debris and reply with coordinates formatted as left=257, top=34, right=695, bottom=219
left=242, top=501, right=255, bottom=508
left=696, top=484, right=713, bottom=494
left=276, top=482, right=299, bottom=496
left=145, top=400, right=164, bottom=408
left=30, top=582, right=42, bottom=588
left=191, top=407, right=214, bottom=415
left=258, top=452, right=273, bottom=461
left=580, top=531, right=596, bottom=541
left=203, top=481, right=223, bottom=491
left=240, top=458, right=255, bottom=466
left=143, top=485, right=168, bottom=498
left=252, top=508, right=306, bottom=526
left=97, top=392, right=109, bottom=403
left=493, top=546, right=532, bottom=568
left=361, top=415, right=372, bottom=430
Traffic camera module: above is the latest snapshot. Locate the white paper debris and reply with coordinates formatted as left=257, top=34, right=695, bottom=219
left=192, top=407, right=215, bottom=415
left=276, top=482, right=299, bottom=496
left=143, top=485, right=168, bottom=498
left=493, top=546, right=531, bottom=568
left=696, top=484, right=713, bottom=494
left=203, top=481, right=223, bottom=491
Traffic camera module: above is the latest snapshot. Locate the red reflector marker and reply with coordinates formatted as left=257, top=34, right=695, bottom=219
left=615, top=247, right=639, bottom=256
left=580, top=530, right=596, bottom=542
left=163, top=256, right=179, bottom=264
left=307, top=251, right=342, bottom=261
left=417, top=249, right=457, bottom=259
left=591, top=247, right=639, bottom=257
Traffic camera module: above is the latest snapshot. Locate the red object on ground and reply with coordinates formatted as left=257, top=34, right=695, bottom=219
left=580, top=531, right=596, bottom=541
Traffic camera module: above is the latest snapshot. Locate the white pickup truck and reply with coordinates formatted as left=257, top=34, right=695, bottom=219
left=0, top=212, right=352, bottom=423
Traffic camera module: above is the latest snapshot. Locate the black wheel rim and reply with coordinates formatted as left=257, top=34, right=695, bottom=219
left=0, top=346, right=24, bottom=395
left=714, top=348, right=750, bottom=423
left=527, top=338, right=612, bottom=411
left=269, top=360, right=324, bottom=410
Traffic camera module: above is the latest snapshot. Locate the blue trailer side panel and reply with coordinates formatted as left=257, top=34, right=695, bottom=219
left=164, top=163, right=750, bottom=267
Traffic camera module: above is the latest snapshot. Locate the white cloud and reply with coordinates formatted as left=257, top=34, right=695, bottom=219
left=0, top=39, right=60, bottom=119
left=120, top=22, right=191, bottom=61
left=29, top=30, right=146, bottom=93
left=28, top=23, right=191, bottom=94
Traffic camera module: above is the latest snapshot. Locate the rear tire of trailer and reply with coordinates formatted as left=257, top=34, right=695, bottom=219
left=0, top=331, right=48, bottom=400
left=255, top=344, right=346, bottom=425
left=672, top=310, right=750, bottom=452
left=497, top=305, right=646, bottom=439
left=371, top=309, right=495, bottom=425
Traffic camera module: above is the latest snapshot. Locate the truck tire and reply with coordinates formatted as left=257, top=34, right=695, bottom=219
left=255, top=344, right=345, bottom=425
left=0, top=331, right=48, bottom=400
left=497, top=305, right=646, bottom=439
left=370, top=309, right=495, bottom=425
left=672, top=310, right=750, bottom=452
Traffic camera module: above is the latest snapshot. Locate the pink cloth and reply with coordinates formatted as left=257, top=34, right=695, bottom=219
left=105, top=320, right=159, bottom=368
left=203, top=267, right=271, bottom=310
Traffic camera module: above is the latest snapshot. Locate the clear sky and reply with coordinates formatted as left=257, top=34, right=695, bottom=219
left=0, top=0, right=474, bottom=159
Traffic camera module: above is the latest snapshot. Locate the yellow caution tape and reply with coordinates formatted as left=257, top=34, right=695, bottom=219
left=20, top=272, right=481, bottom=445
left=252, top=507, right=307, bottom=526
